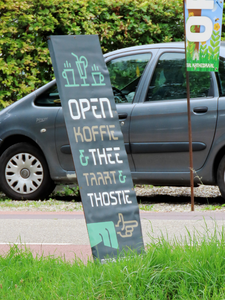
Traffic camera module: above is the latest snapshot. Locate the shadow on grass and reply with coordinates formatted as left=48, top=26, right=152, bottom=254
left=136, top=194, right=225, bottom=205
left=52, top=194, right=225, bottom=206
left=0, top=192, right=225, bottom=207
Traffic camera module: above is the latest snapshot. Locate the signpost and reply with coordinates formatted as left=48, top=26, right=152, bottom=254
left=184, top=0, right=223, bottom=211
left=48, top=35, right=144, bottom=261
left=185, top=0, right=223, bottom=72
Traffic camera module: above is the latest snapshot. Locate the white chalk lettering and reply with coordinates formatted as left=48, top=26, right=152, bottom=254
left=87, top=190, right=131, bottom=207
left=90, top=98, right=101, bottom=118
left=68, top=98, right=113, bottom=120
left=68, top=99, right=80, bottom=120
left=89, top=147, right=123, bottom=165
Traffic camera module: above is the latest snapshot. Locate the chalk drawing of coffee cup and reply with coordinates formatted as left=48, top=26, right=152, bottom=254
left=62, top=61, right=79, bottom=87
left=91, top=64, right=106, bottom=86
left=92, top=72, right=105, bottom=86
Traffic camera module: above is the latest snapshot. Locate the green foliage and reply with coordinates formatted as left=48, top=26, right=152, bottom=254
left=1, top=227, right=225, bottom=298
left=62, top=185, right=80, bottom=197
left=0, top=0, right=184, bottom=108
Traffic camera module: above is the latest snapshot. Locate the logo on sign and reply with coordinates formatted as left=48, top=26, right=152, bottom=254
left=87, top=213, right=138, bottom=250
left=62, top=53, right=106, bottom=87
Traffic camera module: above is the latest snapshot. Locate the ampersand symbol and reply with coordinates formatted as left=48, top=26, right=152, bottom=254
left=79, top=150, right=89, bottom=166
left=118, top=170, right=126, bottom=183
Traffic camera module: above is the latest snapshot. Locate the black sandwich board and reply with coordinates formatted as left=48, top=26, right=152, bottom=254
left=48, top=35, right=144, bottom=261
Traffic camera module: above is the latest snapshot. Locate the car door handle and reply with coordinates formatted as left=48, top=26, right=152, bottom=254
left=193, top=106, right=208, bottom=114
left=118, top=113, right=128, bottom=120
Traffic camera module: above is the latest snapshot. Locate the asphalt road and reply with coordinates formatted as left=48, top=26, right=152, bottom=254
left=0, top=211, right=225, bottom=263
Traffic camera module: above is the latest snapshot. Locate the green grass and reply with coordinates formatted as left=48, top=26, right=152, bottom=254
left=139, top=204, right=154, bottom=211
left=0, top=198, right=83, bottom=212
left=1, top=228, right=225, bottom=299
left=202, top=204, right=225, bottom=211
left=54, top=185, right=80, bottom=197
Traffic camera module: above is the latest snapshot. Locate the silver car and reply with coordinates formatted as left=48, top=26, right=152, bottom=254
left=1, top=42, right=225, bottom=200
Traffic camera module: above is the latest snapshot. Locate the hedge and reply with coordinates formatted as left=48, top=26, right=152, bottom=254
left=0, top=0, right=217, bottom=108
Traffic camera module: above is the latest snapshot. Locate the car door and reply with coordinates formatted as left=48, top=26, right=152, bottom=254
left=106, top=51, right=153, bottom=171
left=130, top=50, right=218, bottom=175
left=55, top=50, right=153, bottom=171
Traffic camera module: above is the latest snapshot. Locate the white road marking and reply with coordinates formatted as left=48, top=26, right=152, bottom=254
left=0, top=243, right=75, bottom=245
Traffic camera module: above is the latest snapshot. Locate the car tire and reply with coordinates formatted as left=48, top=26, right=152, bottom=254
left=0, top=143, right=55, bottom=200
left=217, top=155, right=225, bottom=199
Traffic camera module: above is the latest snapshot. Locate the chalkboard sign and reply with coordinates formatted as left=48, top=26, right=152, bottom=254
left=48, top=35, right=144, bottom=261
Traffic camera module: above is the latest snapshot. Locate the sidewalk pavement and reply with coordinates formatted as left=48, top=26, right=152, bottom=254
left=0, top=211, right=224, bottom=263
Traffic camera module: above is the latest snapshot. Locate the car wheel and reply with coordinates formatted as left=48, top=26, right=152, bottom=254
left=0, top=143, right=55, bottom=200
left=217, top=155, right=225, bottom=199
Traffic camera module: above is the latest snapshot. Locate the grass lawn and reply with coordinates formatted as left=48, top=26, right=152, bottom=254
left=1, top=227, right=225, bottom=299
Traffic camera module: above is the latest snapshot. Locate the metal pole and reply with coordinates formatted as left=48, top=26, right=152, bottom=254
left=186, top=72, right=195, bottom=211
left=183, top=0, right=195, bottom=211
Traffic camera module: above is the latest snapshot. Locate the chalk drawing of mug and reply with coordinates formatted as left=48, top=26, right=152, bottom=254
left=62, top=61, right=79, bottom=87
left=91, top=64, right=106, bottom=86
left=92, top=72, right=105, bottom=86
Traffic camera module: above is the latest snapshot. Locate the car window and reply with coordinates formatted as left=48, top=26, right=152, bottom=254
left=106, top=53, right=152, bottom=104
left=35, top=85, right=61, bottom=107
left=217, top=58, right=225, bottom=96
left=146, top=52, right=213, bottom=102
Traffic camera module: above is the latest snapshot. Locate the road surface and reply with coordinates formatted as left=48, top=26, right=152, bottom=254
left=0, top=211, right=224, bottom=263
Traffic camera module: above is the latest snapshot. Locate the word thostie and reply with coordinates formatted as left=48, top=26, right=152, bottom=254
left=87, top=190, right=132, bottom=207
left=83, top=170, right=126, bottom=186
left=186, top=0, right=215, bottom=42
left=73, top=125, right=118, bottom=142
left=68, top=98, right=113, bottom=120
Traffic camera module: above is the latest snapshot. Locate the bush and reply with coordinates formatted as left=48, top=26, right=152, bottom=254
left=0, top=0, right=186, bottom=108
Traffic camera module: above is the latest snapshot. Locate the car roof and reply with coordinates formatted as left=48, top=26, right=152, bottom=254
left=103, top=42, right=185, bottom=58
left=104, top=41, right=225, bottom=58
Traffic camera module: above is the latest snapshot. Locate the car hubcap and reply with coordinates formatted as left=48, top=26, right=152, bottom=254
left=20, top=168, right=30, bottom=179
left=5, top=153, right=44, bottom=195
